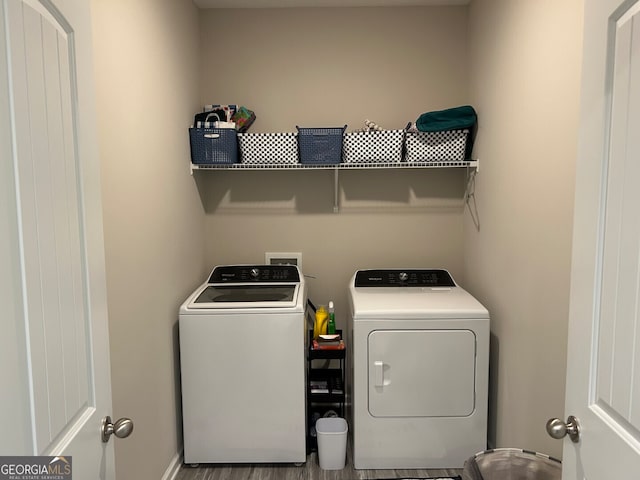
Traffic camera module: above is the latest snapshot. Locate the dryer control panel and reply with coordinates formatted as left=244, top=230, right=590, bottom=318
left=354, top=269, right=455, bottom=287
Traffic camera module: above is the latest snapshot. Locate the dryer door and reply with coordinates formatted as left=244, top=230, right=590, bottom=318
left=368, top=329, right=476, bottom=417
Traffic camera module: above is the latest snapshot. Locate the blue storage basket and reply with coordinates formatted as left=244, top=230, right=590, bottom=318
left=189, top=127, right=238, bottom=164
left=296, top=126, right=346, bottom=165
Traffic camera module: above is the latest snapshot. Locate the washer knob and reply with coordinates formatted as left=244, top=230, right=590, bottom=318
left=250, top=268, right=260, bottom=279
left=399, top=272, right=409, bottom=282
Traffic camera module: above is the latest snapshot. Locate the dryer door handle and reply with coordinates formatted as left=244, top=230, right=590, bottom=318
left=374, top=361, right=385, bottom=387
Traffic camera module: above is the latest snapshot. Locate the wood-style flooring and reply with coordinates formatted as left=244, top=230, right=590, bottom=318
left=175, top=446, right=462, bottom=480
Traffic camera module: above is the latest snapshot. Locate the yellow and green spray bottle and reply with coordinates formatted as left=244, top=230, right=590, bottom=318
left=327, top=301, right=336, bottom=334
left=313, top=305, right=328, bottom=339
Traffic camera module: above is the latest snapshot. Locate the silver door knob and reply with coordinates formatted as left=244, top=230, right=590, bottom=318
left=546, top=415, right=580, bottom=443
left=101, top=416, right=134, bottom=443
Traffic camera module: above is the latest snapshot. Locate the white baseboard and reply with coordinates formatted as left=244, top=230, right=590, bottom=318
left=161, top=450, right=183, bottom=480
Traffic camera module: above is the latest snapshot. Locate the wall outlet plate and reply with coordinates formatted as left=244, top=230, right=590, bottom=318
left=265, top=252, right=302, bottom=270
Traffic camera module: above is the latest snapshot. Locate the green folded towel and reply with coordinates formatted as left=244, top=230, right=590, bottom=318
left=416, top=105, right=477, bottom=132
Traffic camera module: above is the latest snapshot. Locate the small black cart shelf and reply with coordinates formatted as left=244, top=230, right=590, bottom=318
left=307, top=329, right=346, bottom=452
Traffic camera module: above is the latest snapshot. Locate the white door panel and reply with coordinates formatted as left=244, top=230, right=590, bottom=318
left=7, top=0, right=94, bottom=452
left=562, top=0, right=640, bottom=477
left=1, top=0, right=116, bottom=477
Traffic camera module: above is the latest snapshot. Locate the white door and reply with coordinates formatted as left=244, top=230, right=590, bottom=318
left=557, top=0, right=640, bottom=477
left=0, top=0, right=123, bottom=478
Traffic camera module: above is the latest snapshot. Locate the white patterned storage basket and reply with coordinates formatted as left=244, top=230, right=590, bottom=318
left=343, top=129, right=404, bottom=163
left=405, top=129, right=468, bottom=162
left=238, top=132, right=298, bottom=164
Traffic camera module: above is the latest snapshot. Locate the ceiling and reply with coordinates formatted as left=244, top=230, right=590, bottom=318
left=194, top=0, right=469, bottom=8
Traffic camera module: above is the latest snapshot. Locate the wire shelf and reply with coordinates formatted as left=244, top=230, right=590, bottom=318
left=191, top=160, right=478, bottom=172
left=189, top=160, right=479, bottom=213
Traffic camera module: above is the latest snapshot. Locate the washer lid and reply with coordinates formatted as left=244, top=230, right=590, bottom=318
left=182, top=265, right=305, bottom=311
left=194, top=284, right=297, bottom=304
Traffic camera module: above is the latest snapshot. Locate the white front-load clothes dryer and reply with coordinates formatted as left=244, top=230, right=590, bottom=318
left=179, top=265, right=307, bottom=465
left=347, top=269, right=489, bottom=469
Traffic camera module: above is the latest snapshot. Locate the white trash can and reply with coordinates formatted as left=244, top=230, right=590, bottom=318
left=316, top=417, right=348, bottom=470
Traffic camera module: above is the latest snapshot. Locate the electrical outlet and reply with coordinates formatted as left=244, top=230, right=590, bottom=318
left=265, top=252, right=302, bottom=270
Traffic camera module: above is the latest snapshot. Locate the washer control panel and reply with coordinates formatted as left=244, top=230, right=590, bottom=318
left=354, top=269, right=455, bottom=287
left=209, top=265, right=300, bottom=283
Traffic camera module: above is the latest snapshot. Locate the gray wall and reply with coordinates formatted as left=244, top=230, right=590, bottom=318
left=465, top=0, right=583, bottom=457
left=91, top=0, right=203, bottom=478
left=199, top=7, right=469, bottom=132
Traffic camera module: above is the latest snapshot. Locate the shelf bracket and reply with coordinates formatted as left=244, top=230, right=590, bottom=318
left=333, top=168, right=340, bottom=213
left=465, top=163, right=480, bottom=231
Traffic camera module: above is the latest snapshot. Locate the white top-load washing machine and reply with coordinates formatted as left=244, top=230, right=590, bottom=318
left=179, top=265, right=307, bottom=465
left=348, top=269, right=489, bottom=469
